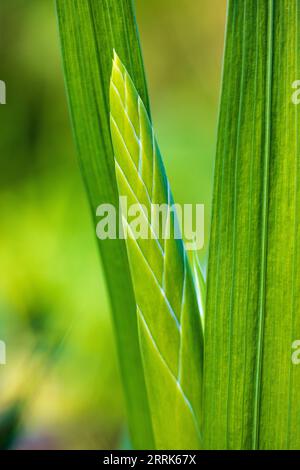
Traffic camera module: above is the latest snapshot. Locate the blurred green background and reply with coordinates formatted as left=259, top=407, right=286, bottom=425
left=0, top=0, right=225, bottom=449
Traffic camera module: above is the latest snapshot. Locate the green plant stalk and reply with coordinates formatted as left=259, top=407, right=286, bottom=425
left=55, top=0, right=154, bottom=449
left=204, top=0, right=300, bottom=449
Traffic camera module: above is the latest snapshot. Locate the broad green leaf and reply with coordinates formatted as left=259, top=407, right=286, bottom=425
left=55, top=0, right=154, bottom=449
left=204, top=0, right=300, bottom=449
left=110, top=52, right=204, bottom=450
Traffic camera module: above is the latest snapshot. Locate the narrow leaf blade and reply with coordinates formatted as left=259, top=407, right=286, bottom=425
left=55, top=0, right=154, bottom=449
left=204, top=0, right=300, bottom=450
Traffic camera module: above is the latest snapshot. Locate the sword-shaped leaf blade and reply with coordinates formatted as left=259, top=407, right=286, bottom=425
left=204, top=0, right=300, bottom=450
left=55, top=0, right=154, bottom=449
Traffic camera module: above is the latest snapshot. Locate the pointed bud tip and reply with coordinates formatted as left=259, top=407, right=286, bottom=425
left=112, top=50, right=125, bottom=73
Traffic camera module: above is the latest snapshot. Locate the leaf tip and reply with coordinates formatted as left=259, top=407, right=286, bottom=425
left=112, top=49, right=124, bottom=76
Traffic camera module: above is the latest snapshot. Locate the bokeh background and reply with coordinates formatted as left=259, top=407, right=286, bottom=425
left=0, top=0, right=226, bottom=449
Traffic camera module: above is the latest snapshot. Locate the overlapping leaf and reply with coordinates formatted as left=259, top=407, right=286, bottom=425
left=110, top=52, right=204, bottom=450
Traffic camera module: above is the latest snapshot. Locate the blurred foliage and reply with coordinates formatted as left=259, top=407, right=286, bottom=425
left=137, top=0, right=226, bottom=258
left=0, top=0, right=225, bottom=449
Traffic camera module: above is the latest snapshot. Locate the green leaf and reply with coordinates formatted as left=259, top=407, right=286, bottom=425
left=204, top=0, right=300, bottom=449
left=55, top=0, right=154, bottom=449
left=110, top=52, right=204, bottom=450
